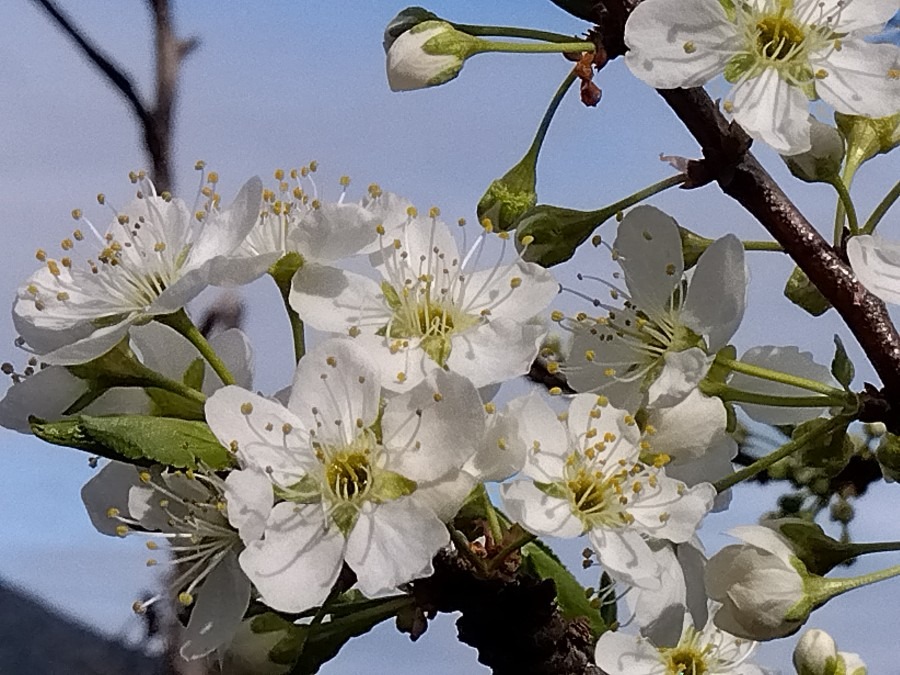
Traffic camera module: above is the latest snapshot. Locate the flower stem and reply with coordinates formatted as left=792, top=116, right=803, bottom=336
left=156, top=309, right=236, bottom=386
left=478, top=40, right=594, bottom=55
left=453, top=23, right=586, bottom=44
left=829, top=176, right=859, bottom=236
left=742, top=240, right=783, bottom=252
left=525, top=69, right=578, bottom=165
left=477, top=484, right=504, bottom=546
left=862, top=180, right=900, bottom=235
left=808, top=563, right=900, bottom=608
left=588, top=174, right=687, bottom=220
left=275, top=273, right=306, bottom=364
left=713, top=354, right=849, bottom=398
left=851, top=540, right=900, bottom=556
left=832, top=161, right=861, bottom=241
left=700, top=381, right=848, bottom=409
left=713, top=415, right=848, bottom=492
left=131, top=366, right=207, bottom=405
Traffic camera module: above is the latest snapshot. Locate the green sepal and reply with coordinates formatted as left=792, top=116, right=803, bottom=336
left=515, top=204, right=613, bottom=268
left=830, top=335, right=854, bottom=389
left=876, top=432, right=900, bottom=482
left=374, top=470, right=417, bottom=501
left=331, top=502, right=359, bottom=537
left=275, top=474, right=324, bottom=503
left=678, top=226, right=714, bottom=269
left=269, top=251, right=305, bottom=287
left=533, top=480, right=568, bottom=500
left=772, top=518, right=857, bottom=576
left=791, top=417, right=852, bottom=474
left=383, top=7, right=441, bottom=52
left=597, top=571, right=617, bottom=628
left=420, top=334, right=451, bottom=367
left=520, top=539, right=606, bottom=635
left=29, top=414, right=233, bottom=469
left=477, top=157, right=538, bottom=233
left=785, top=266, right=831, bottom=316
left=723, top=53, right=756, bottom=83
left=381, top=282, right=402, bottom=311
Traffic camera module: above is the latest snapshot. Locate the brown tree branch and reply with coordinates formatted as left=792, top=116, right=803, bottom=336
left=29, top=0, right=198, bottom=192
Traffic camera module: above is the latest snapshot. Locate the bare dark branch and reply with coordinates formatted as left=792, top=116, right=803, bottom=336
left=28, top=0, right=153, bottom=129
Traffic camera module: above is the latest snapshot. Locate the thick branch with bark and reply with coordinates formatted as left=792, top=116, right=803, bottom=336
left=29, top=0, right=197, bottom=191
left=413, top=550, right=601, bottom=675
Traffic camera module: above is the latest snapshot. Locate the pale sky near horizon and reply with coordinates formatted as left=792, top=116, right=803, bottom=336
left=1, top=2, right=899, bottom=673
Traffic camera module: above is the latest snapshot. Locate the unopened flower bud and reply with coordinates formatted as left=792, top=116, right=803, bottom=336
left=783, top=117, right=844, bottom=183
left=477, top=158, right=538, bottom=232
left=515, top=204, right=614, bottom=267
left=793, top=629, right=839, bottom=675
left=385, top=20, right=484, bottom=91
left=876, top=431, right=900, bottom=482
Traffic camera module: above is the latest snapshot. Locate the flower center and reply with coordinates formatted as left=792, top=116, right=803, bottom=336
left=664, top=647, right=709, bottom=675
left=325, top=451, right=373, bottom=500
left=755, top=15, right=805, bottom=61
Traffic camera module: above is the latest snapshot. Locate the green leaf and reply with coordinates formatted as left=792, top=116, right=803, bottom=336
left=520, top=539, right=606, bottom=635
left=784, top=266, right=831, bottom=316
left=830, top=335, right=854, bottom=389
left=598, top=571, right=617, bottom=628
left=30, top=414, right=232, bottom=469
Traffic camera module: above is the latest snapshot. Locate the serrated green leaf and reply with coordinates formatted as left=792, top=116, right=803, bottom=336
left=521, top=540, right=606, bottom=635
left=831, top=335, right=854, bottom=389
left=30, top=414, right=232, bottom=469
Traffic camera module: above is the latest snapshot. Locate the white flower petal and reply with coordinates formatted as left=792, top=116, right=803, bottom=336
left=681, top=234, right=747, bottom=351
left=186, top=177, right=263, bottom=269
left=180, top=550, right=251, bottom=660
left=289, top=264, right=390, bottom=333
left=646, top=348, right=713, bottom=408
left=239, top=502, right=344, bottom=613
left=382, top=369, right=482, bottom=482
left=289, top=202, right=380, bottom=263
left=593, top=630, right=667, bottom=675
left=444, top=318, right=546, bottom=389
left=346, top=498, right=448, bottom=597
left=80, top=460, right=141, bottom=536
left=287, top=339, right=381, bottom=447
left=225, top=469, right=273, bottom=543
left=39, top=317, right=135, bottom=366
left=731, top=69, right=812, bottom=155
left=501, top=481, right=584, bottom=538
left=847, top=234, right=900, bottom=306
left=590, top=527, right=662, bottom=589
left=813, top=39, right=900, bottom=118
left=624, top=0, right=736, bottom=89
left=0, top=365, right=88, bottom=433
left=614, top=206, right=684, bottom=317
left=458, top=260, right=558, bottom=320
left=503, top=391, right=570, bottom=483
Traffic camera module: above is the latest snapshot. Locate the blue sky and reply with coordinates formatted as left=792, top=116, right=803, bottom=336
left=0, top=1, right=898, bottom=672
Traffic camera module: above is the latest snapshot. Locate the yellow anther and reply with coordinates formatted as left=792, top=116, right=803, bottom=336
left=520, top=234, right=534, bottom=246
left=97, top=193, right=106, bottom=205
left=178, top=592, right=194, bottom=606
left=815, top=68, right=828, bottom=79
left=510, top=277, right=522, bottom=289
left=547, top=361, right=559, bottom=374
left=429, top=206, right=440, bottom=218
left=326, top=356, right=337, bottom=367
left=497, top=437, right=508, bottom=451
left=154, top=242, right=166, bottom=252
left=683, top=41, right=696, bottom=54
left=146, top=559, right=158, bottom=567
left=551, top=310, right=565, bottom=322
left=890, top=68, right=900, bottom=80
left=60, top=238, right=73, bottom=251
left=645, top=424, right=657, bottom=435
left=723, top=100, right=735, bottom=113
left=282, top=423, right=292, bottom=434
left=484, top=402, right=496, bottom=414
left=639, top=440, right=651, bottom=451
left=368, top=183, right=383, bottom=198
left=106, top=507, right=120, bottom=518
left=309, top=160, right=318, bottom=172
left=240, top=402, right=254, bottom=415
left=274, top=168, right=285, bottom=180
left=35, top=249, right=47, bottom=262
left=433, top=392, right=443, bottom=402
left=480, top=217, right=493, bottom=232
left=659, top=512, right=670, bottom=523
left=340, top=175, right=351, bottom=187
left=665, top=263, right=676, bottom=276
left=348, top=326, right=361, bottom=337
left=56, top=291, right=69, bottom=301
left=375, top=224, right=386, bottom=235
left=139, top=471, right=151, bottom=483
left=406, top=206, right=418, bottom=218
left=653, top=453, right=671, bottom=468
left=604, top=432, right=616, bottom=442
left=71, top=209, right=82, bottom=220
left=624, top=415, right=635, bottom=426
left=603, top=368, right=616, bottom=377
left=133, top=601, right=146, bottom=614
left=116, top=524, right=129, bottom=537
left=549, top=387, right=562, bottom=396
left=396, top=371, right=407, bottom=383
left=584, top=350, right=595, bottom=362
left=586, top=428, right=597, bottom=439
left=146, top=541, right=158, bottom=550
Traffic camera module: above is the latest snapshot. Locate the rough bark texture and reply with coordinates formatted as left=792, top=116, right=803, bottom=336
left=413, top=551, right=602, bottom=675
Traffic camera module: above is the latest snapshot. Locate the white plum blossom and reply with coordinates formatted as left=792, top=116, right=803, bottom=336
left=500, top=392, right=716, bottom=589
left=290, top=205, right=558, bottom=391
left=847, top=233, right=900, bottom=306
left=224, top=169, right=415, bottom=280
left=13, top=172, right=263, bottom=365
left=594, top=602, right=766, bottom=675
left=726, top=345, right=839, bottom=425
left=624, top=0, right=900, bottom=154
left=705, top=525, right=811, bottom=640
left=204, top=339, right=485, bottom=612
left=563, top=206, right=746, bottom=410
left=81, top=461, right=250, bottom=661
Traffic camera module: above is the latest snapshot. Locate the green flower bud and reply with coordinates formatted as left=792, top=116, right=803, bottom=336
left=477, top=156, right=538, bottom=232
left=385, top=21, right=484, bottom=92
left=793, top=629, right=839, bottom=675
left=835, top=112, right=900, bottom=171
left=514, top=204, right=614, bottom=267
left=783, top=117, right=845, bottom=183
left=838, top=651, right=868, bottom=675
